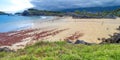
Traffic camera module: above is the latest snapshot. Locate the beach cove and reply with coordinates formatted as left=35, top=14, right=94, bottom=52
left=0, top=16, right=120, bottom=50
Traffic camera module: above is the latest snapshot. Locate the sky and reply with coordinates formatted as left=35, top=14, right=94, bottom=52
left=31, top=0, right=120, bottom=10
left=0, top=0, right=120, bottom=13
left=0, top=0, right=33, bottom=13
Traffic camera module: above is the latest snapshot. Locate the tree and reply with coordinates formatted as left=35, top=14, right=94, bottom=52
left=75, top=10, right=81, bottom=14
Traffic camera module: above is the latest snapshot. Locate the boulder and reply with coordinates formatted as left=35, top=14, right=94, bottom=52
left=74, top=40, right=91, bottom=45
left=66, top=40, right=92, bottom=45
left=0, top=47, right=14, bottom=52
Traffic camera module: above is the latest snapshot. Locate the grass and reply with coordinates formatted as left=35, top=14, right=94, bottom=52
left=0, top=41, right=120, bottom=60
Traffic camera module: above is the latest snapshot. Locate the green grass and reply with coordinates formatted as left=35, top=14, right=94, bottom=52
left=0, top=41, right=120, bottom=60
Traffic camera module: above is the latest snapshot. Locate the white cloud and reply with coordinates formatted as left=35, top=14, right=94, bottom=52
left=0, top=0, right=33, bottom=13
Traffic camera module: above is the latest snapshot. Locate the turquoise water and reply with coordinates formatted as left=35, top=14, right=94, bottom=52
left=0, top=15, right=53, bottom=32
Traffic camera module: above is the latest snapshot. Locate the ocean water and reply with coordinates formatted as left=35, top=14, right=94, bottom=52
left=0, top=15, right=53, bottom=32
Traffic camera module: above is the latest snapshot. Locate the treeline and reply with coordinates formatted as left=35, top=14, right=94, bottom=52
left=74, top=8, right=120, bottom=17
left=0, top=11, right=8, bottom=15
left=112, top=8, right=120, bottom=17
left=21, top=8, right=66, bottom=16
left=16, top=8, right=120, bottom=18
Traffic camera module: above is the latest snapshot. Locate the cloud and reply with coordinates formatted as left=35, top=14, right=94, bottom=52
left=0, top=0, right=120, bottom=13
left=31, top=0, right=120, bottom=10
left=0, top=0, right=33, bottom=13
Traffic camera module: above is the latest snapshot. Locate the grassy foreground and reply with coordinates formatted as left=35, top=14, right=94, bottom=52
left=0, top=41, right=120, bottom=60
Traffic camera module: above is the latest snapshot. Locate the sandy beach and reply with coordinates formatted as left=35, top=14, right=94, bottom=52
left=0, top=17, right=120, bottom=50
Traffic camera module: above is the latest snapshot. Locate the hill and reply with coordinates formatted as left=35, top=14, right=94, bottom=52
left=59, top=6, right=120, bottom=12
left=18, top=7, right=120, bottom=18
left=0, top=11, right=8, bottom=15
left=21, top=8, right=65, bottom=16
left=112, top=8, right=120, bottom=17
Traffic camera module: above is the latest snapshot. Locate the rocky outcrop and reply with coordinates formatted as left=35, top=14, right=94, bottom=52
left=74, top=40, right=91, bottom=45
left=72, top=14, right=116, bottom=19
left=100, top=26, right=120, bottom=43
left=22, top=11, right=30, bottom=16
left=0, top=47, right=14, bottom=52
left=0, top=11, right=8, bottom=15
left=67, top=40, right=93, bottom=45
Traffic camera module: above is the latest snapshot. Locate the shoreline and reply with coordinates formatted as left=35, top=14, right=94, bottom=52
left=0, top=17, right=120, bottom=50
left=0, top=16, right=56, bottom=33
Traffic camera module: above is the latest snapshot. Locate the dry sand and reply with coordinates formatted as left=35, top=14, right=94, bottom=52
left=32, top=17, right=120, bottom=43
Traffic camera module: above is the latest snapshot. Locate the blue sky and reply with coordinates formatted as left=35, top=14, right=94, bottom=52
left=0, top=0, right=120, bottom=13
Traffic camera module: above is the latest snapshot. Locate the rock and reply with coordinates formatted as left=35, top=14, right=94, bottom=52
left=22, top=10, right=30, bottom=16
left=0, top=47, right=14, bottom=52
left=74, top=40, right=91, bottom=45
left=100, top=26, right=120, bottom=44
left=66, top=40, right=92, bottom=45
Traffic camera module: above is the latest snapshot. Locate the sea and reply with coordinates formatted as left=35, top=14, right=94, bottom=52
left=0, top=15, right=53, bottom=32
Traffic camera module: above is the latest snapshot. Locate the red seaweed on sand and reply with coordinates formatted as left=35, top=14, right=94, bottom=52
left=65, top=32, right=84, bottom=41
left=0, top=29, right=39, bottom=46
left=0, top=28, right=69, bottom=46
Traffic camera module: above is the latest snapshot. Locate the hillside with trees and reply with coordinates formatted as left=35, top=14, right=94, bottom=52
left=20, top=8, right=120, bottom=19
left=0, top=11, right=8, bottom=15
left=22, top=8, right=65, bottom=16
left=112, top=8, right=120, bottom=17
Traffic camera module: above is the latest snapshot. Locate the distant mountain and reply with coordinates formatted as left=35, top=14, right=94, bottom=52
left=59, top=6, right=120, bottom=12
